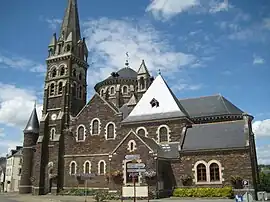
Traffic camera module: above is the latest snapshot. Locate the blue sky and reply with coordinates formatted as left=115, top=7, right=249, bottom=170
left=0, top=0, right=269, bottom=163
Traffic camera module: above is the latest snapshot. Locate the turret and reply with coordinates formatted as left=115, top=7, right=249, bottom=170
left=19, top=104, right=39, bottom=194
left=137, top=60, right=152, bottom=99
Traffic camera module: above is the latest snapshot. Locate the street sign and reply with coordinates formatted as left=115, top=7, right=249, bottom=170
left=125, top=154, right=140, bottom=160
left=127, top=168, right=146, bottom=173
left=127, top=163, right=145, bottom=169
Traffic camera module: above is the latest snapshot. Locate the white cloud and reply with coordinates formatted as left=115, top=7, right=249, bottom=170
left=145, top=0, right=231, bottom=21
left=146, top=0, right=199, bottom=21
left=83, top=18, right=197, bottom=87
left=0, top=83, right=42, bottom=129
left=171, top=82, right=203, bottom=92
left=45, top=18, right=62, bottom=30
left=257, top=144, right=270, bottom=165
left=0, top=53, right=46, bottom=73
left=253, top=55, right=265, bottom=65
left=0, top=128, right=4, bottom=138
left=253, top=119, right=270, bottom=137
left=0, top=139, right=23, bottom=157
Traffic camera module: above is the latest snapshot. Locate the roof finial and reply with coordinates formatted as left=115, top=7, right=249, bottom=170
left=125, top=52, right=129, bottom=68
left=158, top=69, right=161, bottom=75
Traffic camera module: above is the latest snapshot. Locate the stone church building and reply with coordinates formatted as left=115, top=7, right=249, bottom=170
left=19, top=0, right=259, bottom=197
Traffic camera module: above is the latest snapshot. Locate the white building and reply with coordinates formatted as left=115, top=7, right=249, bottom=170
left=4, top=147, right=23, bottom=192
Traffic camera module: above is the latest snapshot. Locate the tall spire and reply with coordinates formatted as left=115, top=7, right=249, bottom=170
left=23, top=105, right=39, bottom=134
left=59, top=0, right=81, bottom=43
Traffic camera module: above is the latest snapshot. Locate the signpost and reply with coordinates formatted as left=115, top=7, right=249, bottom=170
left=125, top=161, right=146, bottom=202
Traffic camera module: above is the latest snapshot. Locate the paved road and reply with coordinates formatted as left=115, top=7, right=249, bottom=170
left=0, top=194, right=18, bottom=202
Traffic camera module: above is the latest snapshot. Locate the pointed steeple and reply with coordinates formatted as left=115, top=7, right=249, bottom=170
left=59, top=0, right=81, bottom=44
left=49, top=33, right=57, bottom=47
left=137, top=60, right=150, bottom=76
left=23, top=104, right=39, bottom=134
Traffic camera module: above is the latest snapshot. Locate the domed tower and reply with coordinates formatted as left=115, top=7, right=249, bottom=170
left=94, top=60, right=138, bottom=108
left=137, top=60, right=152, bottom=99
left=19, top=105, right=39, bottom=194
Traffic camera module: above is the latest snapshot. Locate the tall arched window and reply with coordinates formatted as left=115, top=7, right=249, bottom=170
left=159, top=126, right=168, bottom=142
left=50, top=128, right=55, bottom=141
left=197, top=163, right=207, bottom=182
left=50, top=83, right=55, bottom=96
left=92, top=119, right=99, bottom=135
left=60, top=66, right=65, bottom=76
left=51, top=69, right=57, bottom=78
left=72, top=83, right=76, bottom=96
left=70, top=161, right=76, bottom=175
left=98, top=161, right=106, bottom=175
left=58, top=82, right=63, bottom=94
left=110, top=86, right=115, bottom=95
left=84, top=161, right=91, bottom=174
left=137, top=128, right=146, bottom=137
left=79, top=86, right=82, bottom=98
left=106, top=123, right=115, bottom=139
left=66, top=44, right=71, bottom=52
left=122, top=86, right=128, bottom=94
left=100, top=89, right=104, bottom=97
left=210, top=163, right=220, bottom=181
left=139, top=77, right=145, bottom=89
left=77, top=126, right=85, bottom=141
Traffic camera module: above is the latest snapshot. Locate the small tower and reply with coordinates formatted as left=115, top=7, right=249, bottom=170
left=19, top=105, right=39, bottom=194
left=137, top=60, right=152, bottom=99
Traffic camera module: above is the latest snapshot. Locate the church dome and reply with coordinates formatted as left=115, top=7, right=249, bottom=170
left=94, top=67, right=137, bottom=91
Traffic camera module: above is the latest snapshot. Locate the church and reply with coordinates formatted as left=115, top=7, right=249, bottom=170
left=19, top=0, right=259, bottom=198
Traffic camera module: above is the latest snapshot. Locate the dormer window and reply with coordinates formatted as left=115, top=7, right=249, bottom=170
left=111, top=72, right=119, bottom=78
left=150, top=98, right=159, bottom=108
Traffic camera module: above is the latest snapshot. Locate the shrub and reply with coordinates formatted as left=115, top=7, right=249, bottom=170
left=173, top=186, right=233, bottom=198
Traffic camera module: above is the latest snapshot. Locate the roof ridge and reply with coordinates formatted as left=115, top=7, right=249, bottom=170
left=192, top=120, right=244, bottom=126
left=178, top=94, right=221, bottom=100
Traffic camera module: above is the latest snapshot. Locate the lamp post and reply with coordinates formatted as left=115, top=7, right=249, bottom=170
left=109, top=154, right=112, bottom=189
left=153, top=152, right=159, bottom=199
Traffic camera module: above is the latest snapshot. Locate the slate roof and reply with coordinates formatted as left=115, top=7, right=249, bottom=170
left=181, top=120, right=247, bottom=151
left=24, top=107, right=39, bottom=134
left=107, top=68, right=137, bottom=80
left=180, top=94, right=244, bottom=118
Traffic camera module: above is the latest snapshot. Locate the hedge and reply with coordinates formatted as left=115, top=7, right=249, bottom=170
left=173, top=186, right=233, bottom=198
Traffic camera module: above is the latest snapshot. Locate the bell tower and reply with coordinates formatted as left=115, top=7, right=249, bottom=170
left=32, top=0, right=88, bottom=195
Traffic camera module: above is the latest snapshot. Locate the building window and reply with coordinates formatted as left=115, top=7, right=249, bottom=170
left=60, top=66, right=65, bottom=76
left=139, top=77, right=145, bottom=90
left=77, top=125, right=85, bottom=141
left=72, top=83, right=76, bottom=97
left=197, top=163, right=207, bottom=182
left=50, top=128, right=55, bottom=141
left=136, top=127, right=148, bottom=137
left=105, top=122, right=116, bottom=140
left=109, top=86, right=115, bottom=95
left=51, top=69, right=57, bottom=78
left=84, top=161, right=91, bottom=174
left=158, top=126, right=169, bottom=143
left=66, top=44, right=71, bottom=52
left=73, top=69, right=76, bottom=77
left=127, top=140, right=137, bottom=152
left=91, top=119, right=100, bottom=135
left=79, top=86, right=82, bottom=99
left=122, top=85, right=128, bottom=94
left=79, top=72, right=82, bottom=80
left=50, top=83, right=55, bottom=96
left=150, top=98, right=159, bottom=108
left=69, top=161, right=77, bottom=175
left=98, top=160, right=106, bottom=175
left=210, top=163, right=220, bottom=181
left=100, top=89, right=104, bottom=97
left=58, top=82, right=63, bottom=94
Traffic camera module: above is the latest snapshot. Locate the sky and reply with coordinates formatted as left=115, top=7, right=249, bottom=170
left=0, top=0, right=269, bottom=163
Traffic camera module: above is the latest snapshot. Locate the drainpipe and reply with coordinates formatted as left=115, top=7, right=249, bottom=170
left=154, top=152, right=159, bottom=199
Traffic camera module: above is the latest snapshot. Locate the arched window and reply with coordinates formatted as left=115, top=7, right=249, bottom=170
left=50, top=83, right=55, bottom=96
left=106, top=123, right=115, bottom=139
left=79, top=86, right=82, bottom=98
left=110, top=86, right=115, bottom=95
left=137, top=128, right=146, bottom=137
left=73, top=69, right=76, bottom=77
left=92, top=119, right=99, bottom=135
left=100, top=89, right=104, bottom=97
left=66, top=44, right=71, bottom=52
left=139, top=77, right=145, bottom=89
left=72, top=83, right=76, bottom=96
left=48, top=48, right=54, bottom=57
left=58, top=82, right=63, bottom=94
left=51, top=69, right=57, bottom=78
left=79, top=72, right=82, bottom=80
left=77, top=126, right=85, bottom=141
left=210, top=163, right=220, bottom=181
left=60, top=66, right=65, bottom=76
left=197, top=163, right=207, bottom=182
left=98, top=161, right=106, bottom=175
left=84, top=161, right=91, bottom=174
left=70, top=161, right=76, bottom=175
left=122, top=86, right=128, bottom=94
left=159, top=126, right=168, bottom=142
left=50, top=128, right=55, bottom=140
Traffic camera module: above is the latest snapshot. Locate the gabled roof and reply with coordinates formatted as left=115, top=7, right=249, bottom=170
left=179, top=94, right=244, bottom=118
left=123, top=74, right=189, bottom=123
left=137, top=60, right=150, bottom=75
left=181, top=120, right=247, bottom=151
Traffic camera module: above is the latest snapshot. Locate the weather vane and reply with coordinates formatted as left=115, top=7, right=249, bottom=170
left=125, top=52, right=129, bottom=68
left=158, top=69, right=161, bottom=75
